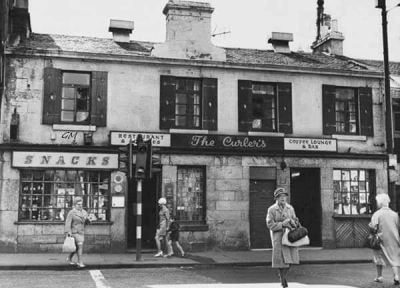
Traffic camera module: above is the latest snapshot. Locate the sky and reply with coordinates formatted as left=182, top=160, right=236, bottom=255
left=29, top=0, right=400, bottom=61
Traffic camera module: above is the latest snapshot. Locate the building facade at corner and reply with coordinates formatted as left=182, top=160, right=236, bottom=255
left=0, top=0, right=391, bottom=252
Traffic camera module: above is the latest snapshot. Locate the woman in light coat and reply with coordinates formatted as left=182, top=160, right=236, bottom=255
left=370, top=193, right=400, bottom=285
left=266, top=187, right=299, bottom=288
left=65, top=197, right=91, bottom=268
left=154, top=197, right=171, bottom=257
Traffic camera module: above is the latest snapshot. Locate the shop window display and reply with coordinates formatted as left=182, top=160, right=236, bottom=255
left=176, top=167, right=205, bottom=223
left=333, top=169, right=375, bottom=215
left=19, top=170, right=110, bottom=221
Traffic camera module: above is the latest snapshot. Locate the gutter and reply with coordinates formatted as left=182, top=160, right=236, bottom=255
left=5, top=48, right=384, bottom=79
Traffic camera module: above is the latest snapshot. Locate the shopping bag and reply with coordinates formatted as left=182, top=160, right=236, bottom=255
left=282, top=228, right=310, bottom=247
left=62, top=236, right=76, bottom=253
left=366, top=233, right=381, bottom=250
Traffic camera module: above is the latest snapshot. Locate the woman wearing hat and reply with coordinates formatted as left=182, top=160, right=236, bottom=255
left=266, top=187, right=299, bottom=288
left=154, top=197, right=171, bottom=257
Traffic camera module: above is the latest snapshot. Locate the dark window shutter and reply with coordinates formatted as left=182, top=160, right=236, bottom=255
left=277, top=83, right=292, bottom=134
left=322, top=85, right=337, bottom=135
left=238, top=80, right=252, bottom=132
left=42, top=67, right=62, bottom=124
left=359, top=87, right=374, bottom=136
left=91, top=71, right=108, bottom=127
left=160, top=75, right=176, bottom=129
left=202, top=78, right=218, bottom=131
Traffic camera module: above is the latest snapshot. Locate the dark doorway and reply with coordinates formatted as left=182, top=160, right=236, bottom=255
left=249, top=180, right=275, bottom=249
left=290, top=168, right=322, bottom=247
left=127, top=172, right=161, bottom=249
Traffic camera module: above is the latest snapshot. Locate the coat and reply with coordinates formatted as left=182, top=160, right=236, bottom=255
left=370, top=206, right=400, bottom=267
left=266, top=202, right=300, bottom=268
left=65, top=208, right=90, bottom=235
left=158, top=205, right=170, bottom=236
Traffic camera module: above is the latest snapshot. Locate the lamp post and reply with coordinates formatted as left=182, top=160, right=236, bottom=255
left=375, top=0, right=400, bottom=209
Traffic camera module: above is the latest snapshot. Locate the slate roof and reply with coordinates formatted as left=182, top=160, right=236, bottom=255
left=9, top=33, right=392, bottom=74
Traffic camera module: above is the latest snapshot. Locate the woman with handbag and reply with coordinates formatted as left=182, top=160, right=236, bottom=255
left=64, top=197, right=91, bottom=268
left=266, top=187, right=299, bottom=288
left=369, top=193, right=400, bottom=285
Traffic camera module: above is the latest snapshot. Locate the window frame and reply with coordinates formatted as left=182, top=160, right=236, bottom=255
left=333, top=168, right=376, bottom=216
left=60, top=71, right=91, bottom=124
left=173, top=77, right=203, bottom=130
left=334, top=87, right=359, bottom=135
left=173, top=165, right=207, bottom=225
left=18, top=169, right=111, bottom=223
left=248, top=81, right=278, bottom=132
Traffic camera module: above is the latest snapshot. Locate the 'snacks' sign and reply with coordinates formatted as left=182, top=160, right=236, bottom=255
left=12, top=152, right=119, bottom=169
left=171, top=134, right=283, bottom=151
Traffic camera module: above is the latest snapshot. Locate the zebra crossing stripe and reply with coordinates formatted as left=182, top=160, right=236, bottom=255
left=89, top=270, right=112, bottom=288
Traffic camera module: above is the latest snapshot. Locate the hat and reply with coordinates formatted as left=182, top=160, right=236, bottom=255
left=274, top=187, right=288, bottom=199
left=158, top=197, right=167, bottom=205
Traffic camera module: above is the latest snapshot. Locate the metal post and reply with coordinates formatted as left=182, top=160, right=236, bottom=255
left=136, top=179, right=142, bottom=261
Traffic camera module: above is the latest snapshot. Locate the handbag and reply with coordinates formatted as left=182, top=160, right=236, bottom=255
left=288, top=223, right=308, bottom=243
left=62, top=236, right=76, bottom=253
left=282, top=228, right=310, bottom=247
left=366, top=226, right=382, bottom=250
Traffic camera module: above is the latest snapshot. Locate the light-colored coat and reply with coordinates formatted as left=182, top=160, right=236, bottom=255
left=370, top=206, right=400, bottom=266
left=266, top=203, right=300, bottom=268
left=65, top=208, right=90, bottom=235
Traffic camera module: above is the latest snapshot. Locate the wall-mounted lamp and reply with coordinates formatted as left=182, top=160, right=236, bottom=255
left=84, top=132, right=93, bottom=145
left=10, top=108, right=20, bottom=141
left=280, top=160, right=287, bottom=170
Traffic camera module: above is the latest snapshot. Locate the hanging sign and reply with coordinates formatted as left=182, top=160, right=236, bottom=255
left=284, top=138, right=337, bottom=152
left=12, top=151, right=119, bottom=169
left=110, top=131, right=171, bottom=147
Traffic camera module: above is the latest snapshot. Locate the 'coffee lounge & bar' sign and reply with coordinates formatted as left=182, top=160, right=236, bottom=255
left=171, top=134, right=283, bottom=151
left=12, top=152, right=119, bottom=169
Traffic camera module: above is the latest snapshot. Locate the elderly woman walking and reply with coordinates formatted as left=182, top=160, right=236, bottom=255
left=64, top=197, right=91, bottom=268
left=266, top=187, right=299, bottom=288
left=154, top=197, right=171, bottom=257
left=370, top=193, right=400, bottom=285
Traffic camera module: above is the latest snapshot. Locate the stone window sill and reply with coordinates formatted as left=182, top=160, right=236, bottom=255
left=52, top=124, right=97, bottom=132
left=14, top=221, right=114, bottom=225
left=169, top=129, right=209, bottom=134
left=247, top=131, right=284, bottom=137
left=332, top=134, right=367, bottom=141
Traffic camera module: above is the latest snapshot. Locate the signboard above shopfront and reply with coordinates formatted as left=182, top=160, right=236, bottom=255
left=284, top=138, right=337, bottom=152
left=110, top=131, right=171, bottom=147
left=171, top=134, right=283, bottom=151
left=12, top=152, right=119, bottom=169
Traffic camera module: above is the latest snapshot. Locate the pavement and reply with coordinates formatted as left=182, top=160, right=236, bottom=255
left=0, top=248, right=374, bottom=270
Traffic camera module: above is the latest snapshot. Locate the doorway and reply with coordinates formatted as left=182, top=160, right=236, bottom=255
left=127, top=172, right=161, bottom=249
left=290, top=168, right=322, bottom=247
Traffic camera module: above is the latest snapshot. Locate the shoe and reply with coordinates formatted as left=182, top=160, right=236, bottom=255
left=374, top=277, right=383, bottom=283
left=181, top=252, right=185, bottom=257
left=394, top=279, right=400, bottom=285
left=163, top=253, right=174, bottom=258
left=76, top=263, right=86, bottom=268
left=154, top=251, right=163, bottom=257
left=66, top=257, right=76, bottom=265
left=284, top=279, right=288, bottom=288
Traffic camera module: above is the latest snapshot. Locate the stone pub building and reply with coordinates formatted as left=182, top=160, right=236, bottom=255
left=0, top=0, right=393, bottom=252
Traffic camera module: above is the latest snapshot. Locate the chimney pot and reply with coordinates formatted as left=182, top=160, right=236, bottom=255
left=109, top=19, right=134, bottom=43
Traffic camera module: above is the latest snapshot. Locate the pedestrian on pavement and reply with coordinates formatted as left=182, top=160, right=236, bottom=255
left=64, top=197, right=91, bottom=268
left=266, top=187, right=299, bottom=288
left=154, top=197, right=171, bottom=257
left=369, top=193, right=400, bottom=285
left=165, top=214, right=185, bottom=257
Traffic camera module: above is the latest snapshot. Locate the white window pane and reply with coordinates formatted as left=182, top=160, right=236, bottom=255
left=61, top=111, right=74, bottom=122
left=63, top=73, right=90, bottom=85
left=333, top=170, right=341, bottom=180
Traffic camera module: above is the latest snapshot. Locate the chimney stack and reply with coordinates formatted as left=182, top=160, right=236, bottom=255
left=268, top=32, right=293, bottom=54
left=151, top=0, right=226, bottom=61
left=109, top=20, right=134, bottom=43
left=9, top=0, right=31, bottom=46
left=311, top=13, right=344, bottom=55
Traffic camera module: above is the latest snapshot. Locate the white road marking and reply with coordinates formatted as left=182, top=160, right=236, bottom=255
left=89, top=270, right=112, bottom=288
left=148, top=284, right=358, bottom=288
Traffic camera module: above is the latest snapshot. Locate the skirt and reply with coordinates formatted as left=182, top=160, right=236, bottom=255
left=71, top=233, right=85, bottom=245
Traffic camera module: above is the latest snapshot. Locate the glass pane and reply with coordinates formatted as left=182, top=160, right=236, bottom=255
left=44, top=171, right=54, bottom=181
left=63, top=73, right=90, bottom=85
left=33, top=171, right=43, bottom=181
left=175, top=116, right=186, bottom=127
left=335, top=102, right=345, bottom=111
left=193, top=116, right=200, bottom=127
left=176, top=79, right=185, bottom=91
left=349, top=123, right=357, bottom=133
left=252, top=119, right=262, bottom=129
left=76, top=88, right=89, bottom=111
left=61, top=111, right=74, bottom=122
left=175, top=104, right=187, bottom=115
left=350, top=170, right=358, bottom=181
left=21, top=171, right=32, bottom=181
left=193, top=81, right=200, bottom=91
left=193, top=94, right=200, bottom=105
left=62, top=87, right=75, bottom=99
left=359, top=170, right=365, bottom=181
left=333, top=170, right=341, bottom=180
left=176, top=93, right=187, bottom=104
left=193, top=105, right=200, bottom=116
left=76, top=111, right=89, bottom=122
left=62, top=99, right=75, bottom=110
